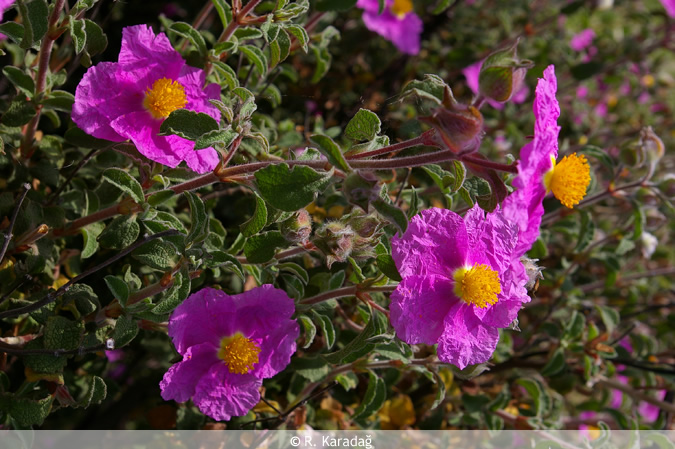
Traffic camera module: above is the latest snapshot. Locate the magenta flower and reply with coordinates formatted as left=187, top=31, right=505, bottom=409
left=160, top=286, right=299, bottom=421
left=462, top=60, right=529, bottom=110
left=570, top=29, right=596, bottom=52
left=659, top=0, right=675, bottom=17
left=390, top=206, right=529, bottom=369
left=72, top=25, right=221, bottom=174
left=357, top=0, right=423, bottom=55
left=0, top=0, right=15, bottom=40
left=502, top=65, right=590, bottom=256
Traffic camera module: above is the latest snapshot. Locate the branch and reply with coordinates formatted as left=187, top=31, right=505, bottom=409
left=0, top=183, right=31, bottom=265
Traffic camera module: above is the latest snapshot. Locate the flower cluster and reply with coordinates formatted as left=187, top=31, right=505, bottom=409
left=73, top=25, right=221, bottom=174
left=160, top=286, right=299, bottom=421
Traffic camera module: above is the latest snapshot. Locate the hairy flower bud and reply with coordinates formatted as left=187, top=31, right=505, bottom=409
left=279, top=210, right=312, bottom=244
left=421, top=86, right=484, bottom=154
left=479, top=40, right=533, bottom=103
left=313, top=221, right=355, bottom=268
left=348, top=212, right=382, bottom=238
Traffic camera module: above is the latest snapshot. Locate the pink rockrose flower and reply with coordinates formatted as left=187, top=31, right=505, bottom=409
left=570, top=29, right=595, bottom=52
left=357, top=0, right=423, bottom=55
left=503, top=65, right=590, bottom=256
left=160, top=286, right=299, bottom=421
left=389, top=206, right=529, bottom=369
left=462, top=59, right=529, bottom=110
left=659, top=0, right=675, bottom=17
left=72, top=25, right=221, bottom=174
left=0, top=0, right=15, bottom=40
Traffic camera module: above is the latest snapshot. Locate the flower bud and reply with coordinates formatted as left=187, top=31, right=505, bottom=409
left=342, top=171, right=381, bottom=211
left=348, top=212, right=381, bottom=238
left=658, top=174, right=675, bottom=199
left=479, top=40, right=533, bottom=103
left=313, top=221, right=354, bottom=268
left=279, top=210, right=312, bottom=244
left=420, top=86, right=484, bottom=154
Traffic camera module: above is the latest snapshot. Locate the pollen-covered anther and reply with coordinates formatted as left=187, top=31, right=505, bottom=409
left=545, top=152, right=591, bottom=208
left=143, top=77, right=188, bottom=119
left=391, top=0, right=413, bottom=17
left=218, top=334, right=261, bottom=374
left=453, top=263, right=501, bottom=309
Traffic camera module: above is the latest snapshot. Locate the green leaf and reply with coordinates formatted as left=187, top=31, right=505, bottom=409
left=372, top=198, right=408, bottom=234
left=432, top=0, right=454, bottom=14
left=352, top=371, right=386, bottom=420
left=564, top=310, right=586, bottom=341
left=239, top=44, right=268, bottom=77
left=311, top=311, right=336, bottom=349
left=102, top=168, right=144, bottom=204
left=269, top=29, right=291, bottom=68
left=211, top=0, right=232, bottom=29
left=234, top=27, right=263, bottom=40
left=323, top=309, right=385, bottom=364
left=132, top=239, right=177, bottom=270
left=64, top=126, right=113, bottom=148
left=575, top=210, right=595, bottom=252
left=80, top=222, right=104, bottom=259
left=285, top=24, right=309, bottom=52
left=344, top=109, right=381, bottom=142
left=42, top=90, right=75, bottom=112
left=170, top=22, right=207, bottom=57
left=69, top=18, right=87, bottom=54
left=516, top=378, right=551, bottom=417
left=431, top=371, right=447, bottom=409
left=78, top=376, right=107, bottom=408
left=376, top=254, right=402, bottom=281
left=315, top=0, right=357, bottom=11
left=185, top=192, right=209, bottom=244
left=104, top=276, right=129, bottom=306
left=159, top=109, right=220, bottom=141
left=110, top=315, right=139, bottom=349
left=195, top=128, right=238, bottom=150
left=311, top=45, right=332, bottom=83
left=44, top=316, right=84, bottom=351
left=298, top=315, right=317, bottom=349
left=254, top=163, right=332, bottom=212
left=153, top=266, right=191, bottom=314
left=1, top=97, right=36, bottom=126
left=336, top=371, right=359, bottom=391
left=0, top=393, right=53, bottom=427
left=400, top=74, right=447, bottom=104
left=98, top=215, right=140, bottom=250
left=243, top=231, right=287, bottom=263
left=22, top=338, right=68, bottom=374
left=595, top=305, right=620, bottom=334
left=292, top=357, right=330, bottom=382
left=19, top=0, right=48, bottom=49
left=0, top=22, right=24, bottom=43
left=540, top=348, right=567, bottom=377
left=240, top=192, right=268, bottom=237
left=147, top=190, right=175, bottom=207
left=2, top=66, right=35, bottom=97
left=277, top=262, right=309, bottom=284
left=310, top=134, right=351, bottom=172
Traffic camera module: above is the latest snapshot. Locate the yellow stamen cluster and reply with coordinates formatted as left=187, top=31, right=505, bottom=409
left=218, top=333, right=261, bottom=374
left=391, top=0, right=413, bottom=17
left=544, top=153, right=591, bottom=208
left=143, top=78, right=188, bottom=119
left=453, top=263, right=501, bottom=309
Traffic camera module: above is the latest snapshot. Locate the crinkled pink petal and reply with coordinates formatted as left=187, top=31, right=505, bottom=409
left=660, top=0, right=675, bottom=17
left=390, top=275, right=460, bottom=345
left=464, top=204, right=518, bottom=273
left=437, top=306, right=500, bottom=369
left=72, top=62, right=140, bottom=142
left=168, top=288, right=237, bottom=355
left=160, top=343, right=219, bottom=403
left=233, top=285, right=297, bottom=337
left=193, top=363, right=262, bottom=421
left=182, top=147, right=221, bottom=174
left=118, top=24, right=184, bottom=72
left=110, top=111, right=188, bottom=168
left=178, top=67, right=221, bottom=119
left=359, top=1, right=422, bottom=55
left=256, top=319, right=299, bottom=379
left=392, top=208, right=468, bottom=278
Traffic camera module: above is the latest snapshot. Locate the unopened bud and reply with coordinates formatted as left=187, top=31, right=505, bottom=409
left=658, top=174, right=675, bottom=199
left=313, top=222, right=354, bottom=268
left=279, top=210, right=313, bottom=244
left=639, top=126, right=664, bottom=164
left=348, top=212, right=381, bottom=238
left=479, top=40, right=533, bottom=103
left=342, top=172, right=381, bottom=211
left=421, top=86, right=484, bottom=154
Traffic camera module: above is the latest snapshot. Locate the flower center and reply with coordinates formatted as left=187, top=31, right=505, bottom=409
left=143, top=78, right=188, bottom=119
left=391, top=0, right=413, bottom=17
left=453, top=263, right=501, bottom=309
left=543, top=152, right=591, bottom=209
left=218, top=333, right=261, bottom=375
